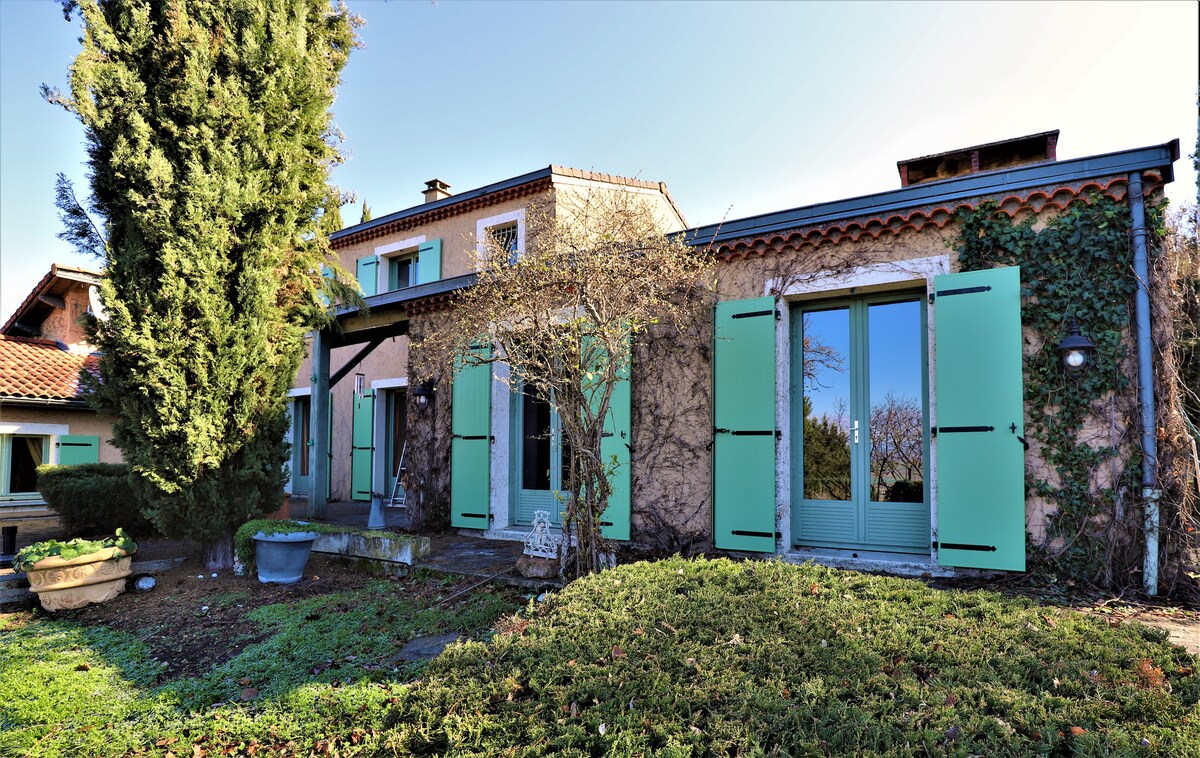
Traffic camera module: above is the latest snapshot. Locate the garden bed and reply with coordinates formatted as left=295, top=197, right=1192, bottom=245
left=2, top=557, right=1196, bottom=756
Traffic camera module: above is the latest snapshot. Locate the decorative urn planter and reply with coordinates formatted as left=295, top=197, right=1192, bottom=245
left=253, top=528, right=318, bottom=584
left=27, top=546, right=134, bottom=612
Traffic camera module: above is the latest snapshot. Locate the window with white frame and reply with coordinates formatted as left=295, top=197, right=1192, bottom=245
left=374, top=234, right=426, bottom=294
left=0, top=434, right=49, bottom=499
left=476, top=209, right=525, bottom=267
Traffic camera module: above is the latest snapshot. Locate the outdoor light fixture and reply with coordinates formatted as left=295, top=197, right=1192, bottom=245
left=412, top=380, right=435, bottom=409
left=1056, top=318, right=1096, bottom=377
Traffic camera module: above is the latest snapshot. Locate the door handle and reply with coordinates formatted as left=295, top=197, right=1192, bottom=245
left=852, top=420, right=860, bottom=444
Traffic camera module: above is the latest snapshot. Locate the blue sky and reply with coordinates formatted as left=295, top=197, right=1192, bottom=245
left=2, top=0, right=1197, bottom=322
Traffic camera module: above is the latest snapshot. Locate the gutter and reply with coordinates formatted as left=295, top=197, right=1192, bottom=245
left=1129, top=172, right=1161, bottom=596
left=0, top=396, right=93, bottom=410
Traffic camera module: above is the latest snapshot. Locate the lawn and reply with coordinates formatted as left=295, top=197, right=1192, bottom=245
left=2, top=557, right=1197, bottom=756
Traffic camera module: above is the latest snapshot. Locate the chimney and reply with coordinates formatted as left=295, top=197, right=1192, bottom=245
left=423, top=179, right=451, bottom=203
left=896, top=130, right=1059, bottom=187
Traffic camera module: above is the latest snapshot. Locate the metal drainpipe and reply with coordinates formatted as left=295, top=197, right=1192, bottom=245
left=1129, top=171, right=1161, bottom=596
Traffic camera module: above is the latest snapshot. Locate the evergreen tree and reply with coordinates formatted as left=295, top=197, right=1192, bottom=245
left=48, top=0, right=360, bottom=568
left=360, top=201, right=372, bottom=223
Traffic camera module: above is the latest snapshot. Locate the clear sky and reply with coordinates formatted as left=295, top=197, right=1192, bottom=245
left=2, top=0, right=1197, bottom=323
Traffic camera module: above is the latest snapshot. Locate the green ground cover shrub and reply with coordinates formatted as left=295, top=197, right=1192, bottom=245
left=35, top=463, right=155, bottom=538
left=1, top=559, right=1195, bottom=756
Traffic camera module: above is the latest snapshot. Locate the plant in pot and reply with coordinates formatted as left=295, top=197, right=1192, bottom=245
left=14, top=529, right=137, bottom=612
left=234, top=519, right=319, bottom=584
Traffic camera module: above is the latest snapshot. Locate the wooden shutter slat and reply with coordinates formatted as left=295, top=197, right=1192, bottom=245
left=450, top=343, right=491, bottom=528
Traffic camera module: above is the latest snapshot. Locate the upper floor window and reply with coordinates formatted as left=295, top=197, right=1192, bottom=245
left=389, top=252, right=418, bottom=290
left=476, top=209, right=525, bottom=268
left=490, top=223, right=520, bottom=265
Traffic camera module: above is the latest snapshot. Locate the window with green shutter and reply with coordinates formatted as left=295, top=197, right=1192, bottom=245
left=933, top=266, right=1026, bottom=571
left=712, top=297, right=777, bottom=552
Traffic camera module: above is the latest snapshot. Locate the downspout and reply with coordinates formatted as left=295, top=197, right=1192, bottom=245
left=1129, top=172, right=1160, bottom=596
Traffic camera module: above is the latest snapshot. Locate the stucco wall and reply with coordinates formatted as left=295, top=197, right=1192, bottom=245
left=0, top=405, right=121, bottom=464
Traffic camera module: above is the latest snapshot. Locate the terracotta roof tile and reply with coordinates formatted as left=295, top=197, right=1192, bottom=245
left=0, top=335, right=99, bottom=402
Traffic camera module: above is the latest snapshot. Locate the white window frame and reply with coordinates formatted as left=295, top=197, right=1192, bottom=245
left=0, top=423, right=68, bottom=500
left=476, top=209, right=526, bottom=268
left=374, top=234, right=426, bottom=294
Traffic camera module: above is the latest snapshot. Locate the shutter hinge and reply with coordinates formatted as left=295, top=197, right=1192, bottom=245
left=928, top=292, right=935, bottom=304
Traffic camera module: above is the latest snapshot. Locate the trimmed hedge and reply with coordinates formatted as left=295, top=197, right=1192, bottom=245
left=35, top=464, right=155, bottom=538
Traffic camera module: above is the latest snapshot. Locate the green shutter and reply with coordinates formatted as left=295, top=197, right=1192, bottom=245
left=712, top=297, right=777, bottom=552
left=934, top=266, right=1026, bottom=571
left=417, top=239, right=442, bottom=284
left=583, top=337, right=632, bottom=541
left=356, top=256, right=378, bottom=297
left=56, top=435, right=100, bottom=465
left=450, top=343, right=491, bottom=528
left=351, top=389, right=374, bottom=501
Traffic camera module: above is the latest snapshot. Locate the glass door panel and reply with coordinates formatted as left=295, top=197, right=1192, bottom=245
left=793, top=295, right=929, bottom=552
left=290, top=396, right=312, bottom=496
left=516, top=384, right=567, bottom=526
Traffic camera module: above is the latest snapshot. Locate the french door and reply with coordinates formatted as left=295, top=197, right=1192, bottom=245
left=514, top=384, right=568, bottom=526
left=290, top=396, right=312, bottom=496
left=791, top=293, right=930, bottom=552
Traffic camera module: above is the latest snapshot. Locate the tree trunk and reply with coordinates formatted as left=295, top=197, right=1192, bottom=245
left=203, top=528, right=235, bottom=571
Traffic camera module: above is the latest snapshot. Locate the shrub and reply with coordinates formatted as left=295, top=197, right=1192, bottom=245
left=35, top=464, right=155, bottom=538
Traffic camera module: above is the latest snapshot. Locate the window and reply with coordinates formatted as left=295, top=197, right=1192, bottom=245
left=388, top=253, right=418, bottom=290
left=490, top=223, right=520, bottom=265
left=1, top=435, right=48, bottom=499
left=476, top=210, right=525, bottom=268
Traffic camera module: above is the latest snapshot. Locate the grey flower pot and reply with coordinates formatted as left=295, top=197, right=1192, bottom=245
left=253, top=530, right=319, bottom=584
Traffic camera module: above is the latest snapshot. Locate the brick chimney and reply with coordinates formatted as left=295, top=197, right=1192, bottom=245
left=423, top=179, right=451, bottom=203
left=897, top=130, right=1059, bottom=187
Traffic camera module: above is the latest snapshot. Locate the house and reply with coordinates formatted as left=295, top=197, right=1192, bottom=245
left=302, top=133, right=1182, bottom=581
left=0, top=264, right=117, bottom=510
left=290, top=166, right=686, bottom=533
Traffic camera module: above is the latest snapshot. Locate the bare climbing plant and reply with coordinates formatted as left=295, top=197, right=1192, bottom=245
left=416, top=190, right=716, bottom=577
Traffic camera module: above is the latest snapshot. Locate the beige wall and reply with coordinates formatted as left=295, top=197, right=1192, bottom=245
left=0, top=404, right=121, bottom=464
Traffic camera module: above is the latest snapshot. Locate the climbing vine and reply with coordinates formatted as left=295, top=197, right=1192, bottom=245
left=955, top=195, right=1168, bottom=587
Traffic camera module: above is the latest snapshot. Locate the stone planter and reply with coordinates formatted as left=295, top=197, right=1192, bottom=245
left=26, top=547, right=133, bottom=612
left=254, top=529, right=319, bottom=584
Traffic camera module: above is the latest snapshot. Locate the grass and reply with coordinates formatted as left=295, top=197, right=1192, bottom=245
left=2, top=558, right=1197, bottom=756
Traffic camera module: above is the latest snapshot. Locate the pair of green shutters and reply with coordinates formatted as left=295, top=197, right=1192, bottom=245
left=712, top=266, right=1027, bottom=571
left=356, top=240, right=443, bottom=297
left=448, top=344, right=633, bottom=541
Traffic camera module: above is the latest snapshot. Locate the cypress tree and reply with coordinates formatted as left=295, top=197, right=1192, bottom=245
left=360, top=201, right=372, bottom=223
left=47, top=0, right=361, bottom=567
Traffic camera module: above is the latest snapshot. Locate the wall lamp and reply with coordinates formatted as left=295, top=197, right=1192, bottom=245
left=1056, top=318, right=1096, bottom=377
left=411, top=380, right=435, bottom=409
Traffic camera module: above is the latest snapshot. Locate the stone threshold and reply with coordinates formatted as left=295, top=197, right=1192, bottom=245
left=308, top=531, right=431, bottom=578
left=779, top=547, right=997, bottom=579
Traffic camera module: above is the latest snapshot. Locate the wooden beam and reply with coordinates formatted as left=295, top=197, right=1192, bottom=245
left=37, top=294, right=65, bottom=309
left=329, top=338, right=385, bottom=388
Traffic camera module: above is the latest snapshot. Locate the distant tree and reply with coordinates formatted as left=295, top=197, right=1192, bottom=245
left=360, top=201, right=372, bottom=223
left=420, top=191, right=713, bottom=577
left=800, top=397, right=851, bottom=501
left=47, top=0, right=361, bottom=568
left=868, top=392, right=923, bottom=501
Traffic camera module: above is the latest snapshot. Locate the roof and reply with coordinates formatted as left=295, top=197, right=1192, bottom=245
left=1, top=263, right=102, bottom=336
left=682, top=139, right=1180, bottom=248
left=0, top=335, right=99, bottom=404
left=329, top=165, right=683, bottom=248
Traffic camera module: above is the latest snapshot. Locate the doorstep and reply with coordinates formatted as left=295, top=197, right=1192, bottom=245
left=779, top=546, right=997, bottom=579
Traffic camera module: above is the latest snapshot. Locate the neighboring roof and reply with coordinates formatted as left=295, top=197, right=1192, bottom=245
left=1, top=263, right=102, bottom=336
left=0, top=334, right=98, bottom=404
left=329, top=165, right=683, bottom=248
left=683, top=139, right=1179, bottom=249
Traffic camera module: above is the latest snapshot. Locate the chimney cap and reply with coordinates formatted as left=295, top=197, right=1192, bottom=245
left=425, top=179, right=451, bottom=192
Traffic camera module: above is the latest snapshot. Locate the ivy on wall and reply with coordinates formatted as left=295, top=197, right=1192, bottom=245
left=954, top=195, right=1162, bottom=585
